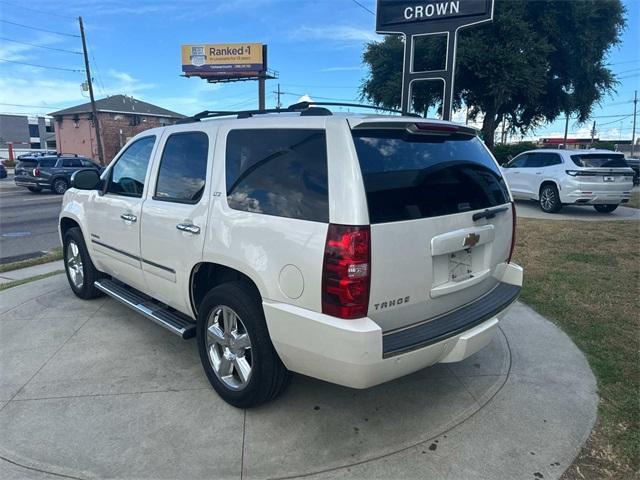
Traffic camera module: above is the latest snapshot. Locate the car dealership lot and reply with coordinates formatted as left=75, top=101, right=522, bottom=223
left=0, top=274, right=596, bottom=480
left=0, top=176, right=62, bottom=263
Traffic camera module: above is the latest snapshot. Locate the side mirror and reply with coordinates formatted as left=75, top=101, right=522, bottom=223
left=71, top=169, right=101, bottom=190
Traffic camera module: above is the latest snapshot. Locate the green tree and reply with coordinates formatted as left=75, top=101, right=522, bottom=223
left=360, top=0, right=626, bottom=149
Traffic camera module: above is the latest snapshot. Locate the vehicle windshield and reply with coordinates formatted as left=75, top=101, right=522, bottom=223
left=352, top=129, right=509, bottom=223
left=570, top=153, right=628, bottom=168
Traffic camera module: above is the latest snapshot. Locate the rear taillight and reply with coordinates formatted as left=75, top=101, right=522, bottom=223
left=322, top=224, right=371, bottom=319
left=33, top=168, right=40, bottom=177
left=507, top=202, right=516, bottom=263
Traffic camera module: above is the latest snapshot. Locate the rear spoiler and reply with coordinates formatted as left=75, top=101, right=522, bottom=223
left=349, top=120, right=478, bottom=137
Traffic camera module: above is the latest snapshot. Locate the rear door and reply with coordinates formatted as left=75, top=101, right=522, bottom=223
left=140, top=129, right=212, bottom=315
left=350, top=125, right=513, bottom=332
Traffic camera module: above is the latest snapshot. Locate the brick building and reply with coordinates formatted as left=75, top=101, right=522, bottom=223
left=50, top=95, right=185, bottom=163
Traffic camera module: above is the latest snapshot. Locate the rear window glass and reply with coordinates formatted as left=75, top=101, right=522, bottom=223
left=352, top=130, right=509, bottom=223
left=17, top=160, right=38, bottom=168
left=570, top=153, right=628, bottom=168
left=225, top=129, right=329, bottom=222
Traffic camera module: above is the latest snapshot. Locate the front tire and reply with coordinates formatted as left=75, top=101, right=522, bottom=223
left=197, top=282, right=290, bottom=408
left=594, top=204, right=618, bottom=213
left=53, top=178, right=69, bottom=194
left=63, top=227, right=103, bottom=299
left=539, top=184, right=562, bottom=213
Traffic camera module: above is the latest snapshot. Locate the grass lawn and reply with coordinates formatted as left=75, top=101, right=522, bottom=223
left=627, top=190, right=640, bottom=209
left=0, top=247, right=62, bottom=273
left=513, top=219, right=639, bottom=479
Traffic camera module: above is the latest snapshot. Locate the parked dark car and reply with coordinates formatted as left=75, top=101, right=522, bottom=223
left=14, top=155, right=102, bottom=194
left=0, top=163, right=7, bottom=179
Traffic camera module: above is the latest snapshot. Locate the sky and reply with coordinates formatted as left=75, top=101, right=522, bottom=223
left=0, top=0, right=638, bottom=142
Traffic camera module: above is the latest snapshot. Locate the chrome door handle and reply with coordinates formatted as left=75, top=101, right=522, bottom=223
left=176, top=223, right=200, bottom=235
left=120, top=213, right=137, bottom=222
left=535, top=172, right=542, bottom=175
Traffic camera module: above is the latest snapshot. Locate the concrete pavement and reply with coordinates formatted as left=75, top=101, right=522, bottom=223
left=0, top=175, right=63, bottom=263
left=0, top=274, right=597, bottom=480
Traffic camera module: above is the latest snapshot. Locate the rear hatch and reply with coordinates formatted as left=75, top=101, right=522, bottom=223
left=350, top=122, right=513, bottom=332
left=568, top=152, right=634, bottom=191
left=15, top=159, right=38, bottom=177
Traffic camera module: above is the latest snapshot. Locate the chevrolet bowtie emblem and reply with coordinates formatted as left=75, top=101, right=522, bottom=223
left=463, top=233, right=480, bottom=248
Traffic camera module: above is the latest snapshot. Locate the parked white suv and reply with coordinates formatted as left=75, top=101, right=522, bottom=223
left=501, top=149, right=634, bottom=213
left=59, top=104, right=523, bottom=407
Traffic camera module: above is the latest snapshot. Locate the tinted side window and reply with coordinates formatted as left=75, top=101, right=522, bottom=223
left=225, top=129, right=329, bottom=222
left=523, top=153, right=544, bottom=168
left=108, top=136, right=155, bottom=197
left=80, top=159, right=96, bottom=168
left=540, top=153, right=562, bottom=167
left=508, top=155, right=527, bottom=168
left=39, top=158, right=57, bottom=168
left=62, top=158, right=82, bottom=168
left=155, top=132, right=209, bottom=203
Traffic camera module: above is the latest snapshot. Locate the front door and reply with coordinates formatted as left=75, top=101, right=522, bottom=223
left=86, top=135, right=157, bottom=292
left=502, top=154, right=528, bottom=198
left=140, top=129, right=213, bottom=316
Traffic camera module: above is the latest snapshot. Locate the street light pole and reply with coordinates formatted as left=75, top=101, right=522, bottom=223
left=79, top=16, right=104, bottom=165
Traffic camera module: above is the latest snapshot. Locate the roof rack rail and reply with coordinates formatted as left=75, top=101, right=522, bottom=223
left=287, top=101, right=420, bottom=117
left=176, top=101, right=417, bottom=124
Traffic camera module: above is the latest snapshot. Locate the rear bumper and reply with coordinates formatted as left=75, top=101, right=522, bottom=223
left=264, top=262, right=523, bottom=389
left=560, top=179, right=632, bottom=205
left=14, top=177, right=49, bottom=188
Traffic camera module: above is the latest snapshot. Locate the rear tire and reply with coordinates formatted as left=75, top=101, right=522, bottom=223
left=197, top=281, right=290, bottom=408
left=594, top=204, right=618, bottom=213
left=53, top=178, right=69, bottom=194
left=27, top=186, right=42, bottom=193
left=539, top=184, right=562, bottom=213
left=63, top=227, right=103, bottom=299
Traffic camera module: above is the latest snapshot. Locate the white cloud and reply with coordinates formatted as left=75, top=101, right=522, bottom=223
left=291, top=26, right=378, bottom=43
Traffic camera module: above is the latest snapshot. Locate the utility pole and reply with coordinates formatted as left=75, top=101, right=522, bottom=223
left=276, top=83, right=282, bottom=109
left=79, top=16, right=104, bottom=165
left=562, top=114, right=569, bottom=149
left=501, top=116, right=506, bottom=144
left=632, top=90, right=637, bottom=157
left=590, top=121, right=596, bottom=147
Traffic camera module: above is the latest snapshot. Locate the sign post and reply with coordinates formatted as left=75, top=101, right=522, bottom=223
left=376, top=0, right=494, bottom=120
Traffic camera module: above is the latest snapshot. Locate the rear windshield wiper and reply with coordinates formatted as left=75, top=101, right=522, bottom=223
left=472, top=206, right=509, bottom=222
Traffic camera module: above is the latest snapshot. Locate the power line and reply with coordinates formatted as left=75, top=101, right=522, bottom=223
left=0, top=37, right=82, bottom=54
left=0, top=102, right=71, bottom=109
left=0, top=19, right=80, bottom=38
left=597, top=114, right=633, bottom=126
left=0, top=0, right=77, bottom=20
left=350, top=0, right=375, bottom=16
left=0, top=58, right=84, bottom=72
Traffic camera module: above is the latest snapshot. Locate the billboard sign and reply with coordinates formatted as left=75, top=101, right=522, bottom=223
left=181, top=43, right=264, bottom=77
left=375, top=0, right=494, bottom=119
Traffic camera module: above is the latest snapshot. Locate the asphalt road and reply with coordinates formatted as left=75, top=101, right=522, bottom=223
left=0, top=174, right=63, bottom=263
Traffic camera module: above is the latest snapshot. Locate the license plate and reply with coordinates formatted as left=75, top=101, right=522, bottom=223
left=449, top=249, right=473, bottom=283
left=603, top=176, right=615, bottom=182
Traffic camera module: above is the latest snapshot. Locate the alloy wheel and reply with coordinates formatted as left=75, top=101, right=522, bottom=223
left=540, top=188, right=555, bottom=211
left=54, top=180, right=67, bottom=194
left=66, top=240, right=84, bottom=288
left=206, top=306, right=253, bottom=390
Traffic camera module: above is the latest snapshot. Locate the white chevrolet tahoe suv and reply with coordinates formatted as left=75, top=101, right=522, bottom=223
left=59, top=104, right=523, bottom=408
left=501, top=149, right=634, bottom=213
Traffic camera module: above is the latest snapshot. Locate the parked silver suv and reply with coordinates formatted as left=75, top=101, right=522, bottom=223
left=502, top=149, right=634, bottom=213
left=59, top=103, right=523, bottom=407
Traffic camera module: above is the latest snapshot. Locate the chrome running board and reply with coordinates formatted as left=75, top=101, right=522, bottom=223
left=94, top=279, right=196, bottom=339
